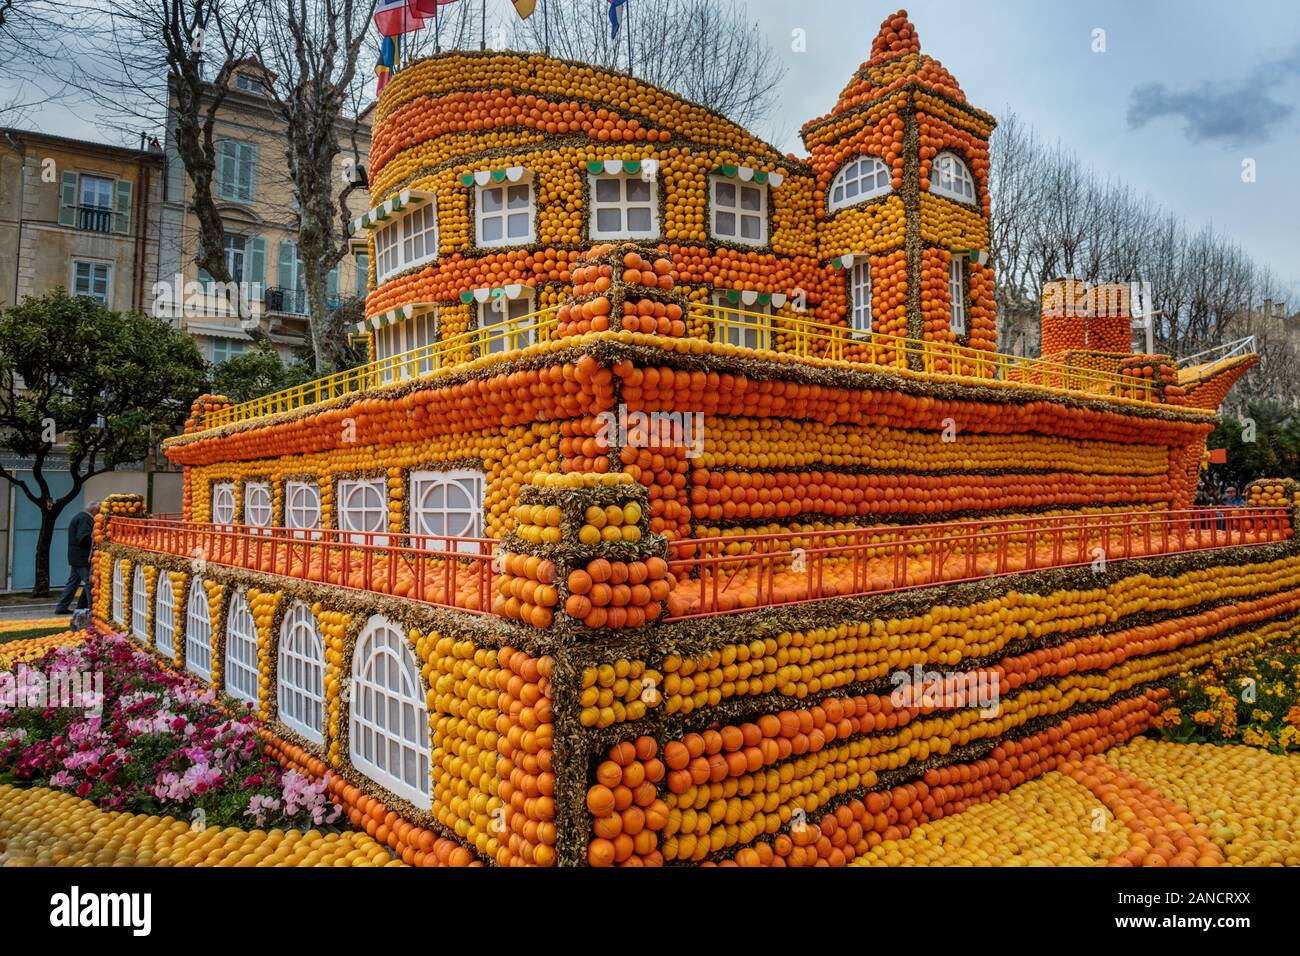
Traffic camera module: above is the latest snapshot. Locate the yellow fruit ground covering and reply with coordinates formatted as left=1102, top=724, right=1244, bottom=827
left=0, top=629, right=88, bottom=670
left=0, top=785, right=403, bottom=867
left=851, top=739, right=1300, bottom=866
left=0, top=617, right=70, bottom=634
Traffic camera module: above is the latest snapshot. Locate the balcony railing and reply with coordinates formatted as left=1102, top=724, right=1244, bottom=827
left=191, top=302, right=1190, bottom=432
left=265, top=287, right=343, bottom=316
left=77, top=206, right=113, bottom=233
left=105, top=506, right=1292, bottom=622
left=664, top=506, right=1293, bottom=619
left=107, top=517, right=498, bottom=615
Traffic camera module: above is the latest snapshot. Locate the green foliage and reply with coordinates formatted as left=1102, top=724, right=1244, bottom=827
left=1202, top=401, right=1300, bottom=499
left=0, top=290, right=207, bottom=472
left=211, top=342, right=317, bottom=404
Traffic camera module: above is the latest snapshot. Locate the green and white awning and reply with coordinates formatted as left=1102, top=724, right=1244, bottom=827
left=953, top=248, right=990, bottom=266
left=721, top=289, right=789, bottom=308
left=831, top=253, right=866, bottom=270
left=459, top=284, right=527, bottom=304
left=356, top=301, right=438, bottom=333
left=584, top=159, right=659, bottom=177
left=349, top=188, right=436, bottom=235
left=459, top=167, right=529, bottom=188
left=713, top=164, right=786, bottom=187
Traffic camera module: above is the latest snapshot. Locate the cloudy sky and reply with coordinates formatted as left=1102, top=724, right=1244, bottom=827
left=7, top=0, right=1299, bottom=290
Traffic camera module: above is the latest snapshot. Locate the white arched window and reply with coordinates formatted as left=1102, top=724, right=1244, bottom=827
left=111, top=562, right=125, bottom=625
left=278, top=602, right=325, bottom=744
left=337, top=477, right=388, bottom=546
left=244, top=481, right=273, bottom=531
left=211, top=482, right=236, bottom=526
left=350, top=616, right=430, bottom=808
left=285, top=480, right=322, bottom=538
left=155, top=575, right=176, bottom=659
left=409, top=469, right=484, bottom=553
left=930, top=152, right=977, bottom=204
left=829, top=156, right=892, bottom=211
left=224, top=590, right=260, bottom=707
left=185, top=579, right=213, bottom=682
left=131, top=566, right=148, bottom=642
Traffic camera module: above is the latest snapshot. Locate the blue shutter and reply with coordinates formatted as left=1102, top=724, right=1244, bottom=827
left=355, top=253, right=369, bottom=300
left=59, top=171, right=78, bottom=226
left=248, top=236, right=266, bottom=287
left=114, top=179, right=133, bottom=234
left=327, top=266, right=339, bottom=301
left=216, top=141, right=232, bottom=200
left=242, top=143, right=258, bottom=202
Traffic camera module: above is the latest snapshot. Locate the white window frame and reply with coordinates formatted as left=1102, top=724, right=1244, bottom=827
left=949, top=256, right=967, bottom=335
left=336, top=477, right=388, bottom=546
left=278, top=602, right=326, bottom=745
left=217, top=139, right=256, bottom=203
left=375, top=200, right=438, bottom=284
left=375, top=309, right=440, bottom=384
left=588, top=171, right=658, bottom=240
left=477, top=293, right=535, bottom=356
left=709, top=175, right=767, bottom=246
left=475, top=178, right=535, bottom=248
left=829, top=156, right=892, bottom=211
left=930, top=152, right=977, bottom=205
left=155, top=576, right=176, bottom=659
left=131, top=565, right=148, bottom=643
left=849, top=260, right=873, bottom=334
left=244, top=481, right=273, bottom=533
left=350, top=616, right=431, bottom=809
left=409, top=469, right=485, bottom=554
left=224, top=590, right=260, bottom=707
left=111, top=562, right=125, bottom=625
left=78, top=174, right=114, bottom=211
left=285, top=480, right=322, bottom=539
left=711, top=292, right=772, bottom=351
left=71, top=259, right=112, bottom=305
left=185, top=579, right=213, bottom=683
left=211, top=481, right=236, bottom=526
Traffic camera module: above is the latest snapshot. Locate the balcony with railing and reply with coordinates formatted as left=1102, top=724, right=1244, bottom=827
left=105, top=506, right=1292, bottom=621
left=186, top=303, right=1187, bottom=433
left=264, top=287, right=343, bottom=316
left=77, top=206, right=113, bottom=233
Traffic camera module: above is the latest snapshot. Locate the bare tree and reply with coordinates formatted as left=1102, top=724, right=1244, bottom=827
left=0, top=0, right=74, bottom=121
left=509, top=0, right=787, bottom=133
left=258, top=0, right=376, bottom=372
left=79, top=0, right=263, bottom=319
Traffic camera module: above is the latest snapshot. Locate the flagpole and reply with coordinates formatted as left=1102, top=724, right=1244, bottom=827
left=435, top=4, right=441, bottom=52
left=627, top=0, right=633, bottom=76
left=480, top=0, right=486, bottom=50
left=543, top=0, right=550, bottom=55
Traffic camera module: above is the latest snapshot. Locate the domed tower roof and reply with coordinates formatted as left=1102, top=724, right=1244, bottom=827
left=804, top=9, right=976, bottom=131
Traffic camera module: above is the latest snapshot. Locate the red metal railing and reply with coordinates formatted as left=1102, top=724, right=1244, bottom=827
left=664, top=507, right=1293, bottom=619
left=106, top=517, right=498, bottom=615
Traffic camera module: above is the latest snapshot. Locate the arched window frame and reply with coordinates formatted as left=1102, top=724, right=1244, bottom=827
left=185, top=578, right=213, bottom=682
left=224, top=590, right=260, bottom=707
left=155, top=575, right=176, bottom=659
left=408, top=469, right=485, bottom=554
left=349, top=616, right=431, bottom=808
left=131, top=565, right=149, bottom=642
left=929, top=151, right=977, bottom=204
left=111, top=561, right=125, bottom=625
left=829, top=155, right=892, bottom=211
left=278, top=602, right=326, bottom=745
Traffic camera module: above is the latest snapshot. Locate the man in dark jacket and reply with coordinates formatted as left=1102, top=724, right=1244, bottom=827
left=54, top=501, right=98, bottom=614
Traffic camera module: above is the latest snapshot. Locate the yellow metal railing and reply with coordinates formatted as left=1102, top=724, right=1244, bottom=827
left=197, top=302, right=1158, bottom=431
left=201, top=306, right=560, bottom=428
left=697, top=304, right=1155, bottom=403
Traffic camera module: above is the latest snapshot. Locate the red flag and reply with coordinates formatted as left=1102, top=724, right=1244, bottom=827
left=411, top=0, right=459, bottom=15
left=375, top=0, right=423, bottom=37
left=1208, top=448, right=1227, bottom=464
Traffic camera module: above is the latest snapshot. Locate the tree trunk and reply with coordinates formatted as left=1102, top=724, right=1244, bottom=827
left=31, top=499, right=66, bottom=598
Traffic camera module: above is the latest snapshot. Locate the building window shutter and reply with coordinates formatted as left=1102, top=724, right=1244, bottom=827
left=113, top=179, right=133, bottom=234
left=355, top=253, right=369, bottom=299
left=247, top=236, right=266, bottom=291
left=277, top=240, right=296, bottom=290
left=217, top=140, right=233, bottom=199
left=59, top=171, right=78, bottom=226
left=327, top=266, right=339, bottom=301
left=242, top=143, right=258, bottom=201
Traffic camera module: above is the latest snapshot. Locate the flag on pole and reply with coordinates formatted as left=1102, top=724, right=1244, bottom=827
left=375, top=0, right=424, bottom=37
left=608, top=0, right=629, bottom=38
left=512, top=0, right=537, bottom=18
left=412, top=0, right=460, bottom=15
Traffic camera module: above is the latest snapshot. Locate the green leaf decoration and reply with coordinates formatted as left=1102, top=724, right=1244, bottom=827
left=623, top=160, right=640, bottom=174
left=491, top=169, right=507, bottom=183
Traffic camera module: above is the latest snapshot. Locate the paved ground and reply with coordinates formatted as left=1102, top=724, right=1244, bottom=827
left=0, top=603, right=63, bottom=621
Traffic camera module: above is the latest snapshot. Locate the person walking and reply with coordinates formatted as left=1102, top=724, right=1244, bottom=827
left=54, top=501, right=98, bottom=614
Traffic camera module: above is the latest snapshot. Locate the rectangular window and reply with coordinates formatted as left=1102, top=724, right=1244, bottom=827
left=478, top=295, right=535, bottom=355
left=285, top=480, right=322, bottom=539
left=211, top=339, right=247, bottom=364
left=243, top=481, right=273, bottom=532
left=217, top=140, right=257, bottom=203
left=375, top=202, right=438, bottom=284
left=375, top=310, right=440, bottom=383
left=222, top=234, right=247, bottom=284
left=235, top=73, right=268, bottom=95
left=710, top=176, right=767, bottom=246
left=948, top=256, right=967, bottom=335
left=355, top=252, right=370, bottom=301
left=72, top=260, right=112, bottom=305
left=211, top=481, right=236, bottom=527
left=849, top=261, right=873, bottom=334
left=476, top=181, right=534, bottom=247
left=589, top=172, right=657, bottom=239
left=336, top=478, right=388, bottom=546
left=79, top=174, right=114, bottom=210
left=409, top=469, right=485, bottom=554
left=711, top=292, right=771, bottom=351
